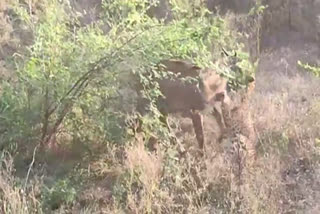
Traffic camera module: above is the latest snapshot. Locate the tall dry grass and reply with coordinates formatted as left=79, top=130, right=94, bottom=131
left=0, top=153, right=42, bottom=214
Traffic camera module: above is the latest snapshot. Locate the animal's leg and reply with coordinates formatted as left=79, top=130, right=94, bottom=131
left=190, top=110, right=205, bottom=150
left=212, top=106, right=226, bottom=143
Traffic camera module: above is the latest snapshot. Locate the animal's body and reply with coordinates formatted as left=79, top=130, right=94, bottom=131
left=136, top=59, right=228, bottom=149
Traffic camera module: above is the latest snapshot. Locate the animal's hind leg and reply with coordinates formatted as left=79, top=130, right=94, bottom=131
left=190, top=110, right=205, bottom=150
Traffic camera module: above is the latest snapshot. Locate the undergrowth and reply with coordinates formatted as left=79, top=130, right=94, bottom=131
left=0, top=0, right=319, bottom=213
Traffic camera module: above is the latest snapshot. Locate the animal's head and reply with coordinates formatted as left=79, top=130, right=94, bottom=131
left=198, top=68, right=228, bottom=104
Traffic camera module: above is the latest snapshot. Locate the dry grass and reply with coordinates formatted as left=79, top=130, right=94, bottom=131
left=1, top=89, right=320, bottom=214
left=0, top=153, right=42, bottom=214
left=3, top=66, right=320, bottom=214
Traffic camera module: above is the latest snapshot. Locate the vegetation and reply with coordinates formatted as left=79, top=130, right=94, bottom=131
left=298, top=60, right=320, bottom=77
left=0, top=0, right=319, bottom=213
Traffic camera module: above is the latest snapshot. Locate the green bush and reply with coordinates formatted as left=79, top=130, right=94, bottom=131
left=0, top=0, right=256, bottom=153
left=42, top=178, right=77, bottom=210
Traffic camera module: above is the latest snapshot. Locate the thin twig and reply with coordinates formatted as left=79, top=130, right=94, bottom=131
left=24, top=144, right=39, bottom=192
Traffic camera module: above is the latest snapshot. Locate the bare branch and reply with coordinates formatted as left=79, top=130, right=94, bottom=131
left=23, top=144, right=39, bottom=192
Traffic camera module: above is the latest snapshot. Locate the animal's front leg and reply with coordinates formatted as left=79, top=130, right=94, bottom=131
left=212, top=106, right=226, bottom=143
left=190, top=110, right=205, bottom=150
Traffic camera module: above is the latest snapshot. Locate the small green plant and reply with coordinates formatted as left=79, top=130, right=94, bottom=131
left=42, top=178, right=77, bottom=211
left=298, top=60, right=320, bottom=77
left=249, top=0, right=267, bottom=56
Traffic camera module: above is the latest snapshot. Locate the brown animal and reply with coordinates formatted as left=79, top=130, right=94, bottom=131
left=136, top=59, right=228, bottom=150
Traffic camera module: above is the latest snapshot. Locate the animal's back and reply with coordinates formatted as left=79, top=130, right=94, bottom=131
left=158, top=78, right=206, bottom=113
left=157, top=60, right=227, bottom=113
